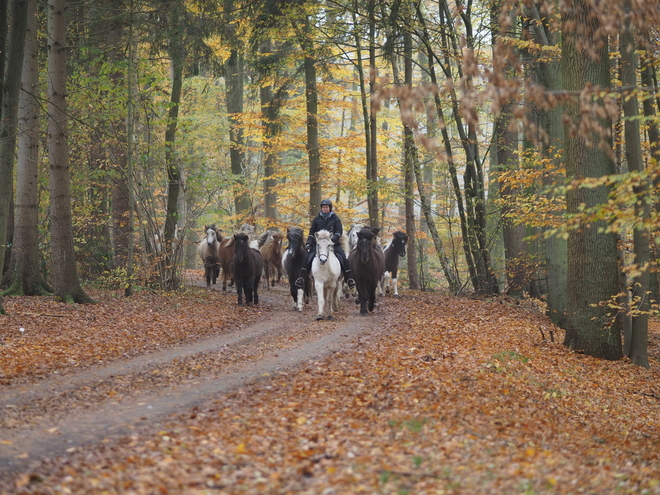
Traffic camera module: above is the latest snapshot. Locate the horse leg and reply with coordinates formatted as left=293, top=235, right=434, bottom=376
left=253, top=277, right=260, bottom=305
left=236, top=279, right=244, bottom=305
left=368, top=287, right=376, bottom=313
left=213, top=264, right=220, bottom=285
left=392, top=276, right=399, bottom=297
left=204, top=264, right=212, bottom=288
left=315, top=280, right=325, bottom=320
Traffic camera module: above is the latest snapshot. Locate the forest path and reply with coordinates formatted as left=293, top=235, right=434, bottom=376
left=0, top=283, right=386, bottom=476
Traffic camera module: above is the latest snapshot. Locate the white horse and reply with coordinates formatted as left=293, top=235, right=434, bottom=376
left=196, top=225, right=221, bottom=288
left=311, top=230, right=342, bottom=320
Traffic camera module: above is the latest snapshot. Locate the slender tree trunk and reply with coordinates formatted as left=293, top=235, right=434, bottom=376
left=561, top=0, right=621, bottom=359
left=0, top=0, right=29, bottom=278
left=525, top=1, right=568, bottom=327
left=226, top=47, right=250, bottom=221
left=47, top=0, right=93, bottom=303
left=259, top=39, right=279, bottom=224
left=491, top=0, right=526, bottom=296
left=399, top=28, right=419, bottom=290
left=224, top=0, right=249, bottom=221
left=302, top=21, right=322, bottom=218
left=367, top=0, right=378, bottom=228
left=125, top=0, right=136, bottom=296
left=2, top=0, right=50, bottom=296
left=620, top=0, right=649, bottom=367
left=162, top=0, right=184, bottom=290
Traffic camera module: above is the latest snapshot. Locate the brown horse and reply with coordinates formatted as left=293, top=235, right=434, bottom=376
left=260, top=232, right=283, bottom=288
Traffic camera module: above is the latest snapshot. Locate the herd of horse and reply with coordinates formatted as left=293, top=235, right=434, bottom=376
left=196, top=222, right=409, bottom=319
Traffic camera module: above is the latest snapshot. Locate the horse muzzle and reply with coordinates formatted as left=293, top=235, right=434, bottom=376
left=319, top=254, right=328, bottom=265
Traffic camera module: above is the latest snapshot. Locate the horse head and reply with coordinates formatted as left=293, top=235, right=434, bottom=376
left=348, top=223, right=364, bottom=251
left=205, top=225, right=218, bottom=246
left=315, top=230, right=334, bottom=265
left=233, top=232, right=250, bottom=262
left=393, top=230, right=408, bottom=257
left=357, top=228, right=376, bottom=264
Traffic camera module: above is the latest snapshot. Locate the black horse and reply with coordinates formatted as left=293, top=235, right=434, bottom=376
left=349, top=227, right=385, bottom=316
left=380, top=230, right=408, bottom=297
left=282, top=227, right=311, bottom=311
left=231, top=232, right=263, bottom=305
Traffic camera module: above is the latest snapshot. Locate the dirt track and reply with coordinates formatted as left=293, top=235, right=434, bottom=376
left=0, top=283, right=386, bottom=478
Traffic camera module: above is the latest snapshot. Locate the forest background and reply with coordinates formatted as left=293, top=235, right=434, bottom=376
left=1, top=0, right=660, bottom=366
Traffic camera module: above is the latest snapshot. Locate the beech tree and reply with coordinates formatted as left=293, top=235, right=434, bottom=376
left=47, top=0, right=93, bottom=303
left=2, top=0, right=51, bottom=296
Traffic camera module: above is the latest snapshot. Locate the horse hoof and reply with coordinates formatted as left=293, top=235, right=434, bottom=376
left=316, top=315, right=324, bottom=320
left=360, top=311, right=368, bottom=316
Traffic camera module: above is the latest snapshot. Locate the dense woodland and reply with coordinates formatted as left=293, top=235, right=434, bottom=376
left=0, top=0, right=659, bottom=365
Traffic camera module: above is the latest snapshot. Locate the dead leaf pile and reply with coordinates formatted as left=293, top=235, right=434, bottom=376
left=2, top=280, right=659, bottom=494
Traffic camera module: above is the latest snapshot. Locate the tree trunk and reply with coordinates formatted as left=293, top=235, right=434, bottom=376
left=0, top=0, right=29, bottom=278
left=2, top=0, right=50, bottom=296
left=162, top=0, right=184, bottom=290
left=260, top=39, right=279, bottom=224
left=620, top=0, right=649, bottom=367
left=47, top=0, right=93, bottom=304
left=367, top=0, right=378, bottom=228
left=400, top=28, right=419, bottom=290
left=561, top=0, right=621, bottom=360
left=302, top=21, right=322, bottom=218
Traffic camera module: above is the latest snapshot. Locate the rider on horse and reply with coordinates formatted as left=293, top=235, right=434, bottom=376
left=295, top=199, right=356, bottom=290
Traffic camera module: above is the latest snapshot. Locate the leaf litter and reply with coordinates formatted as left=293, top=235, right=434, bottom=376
left=0, top=273, right=659, bottom=494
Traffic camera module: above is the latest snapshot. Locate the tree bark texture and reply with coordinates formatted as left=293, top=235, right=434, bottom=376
left=561, top=0, right=621, bottom=359
left=47, top=0, right=92, bottom=303
left=0, top=0, right=29, bottom=277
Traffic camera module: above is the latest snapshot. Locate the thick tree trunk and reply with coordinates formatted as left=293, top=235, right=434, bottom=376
left=561, top=0, right=621, bottom=359
left=47, top=0, right=93, bottom=303
left=2, top=0, right=50, bottom=296
left=259, top=39, right=280, bottom=224
left=0, top=0, right=29, bottom=278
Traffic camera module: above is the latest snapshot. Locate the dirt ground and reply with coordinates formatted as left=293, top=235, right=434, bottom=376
left=1, top=271, right=659, bottom=494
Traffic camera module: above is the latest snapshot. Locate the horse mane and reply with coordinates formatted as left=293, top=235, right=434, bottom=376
left=316, top=230, right=333, bottom=242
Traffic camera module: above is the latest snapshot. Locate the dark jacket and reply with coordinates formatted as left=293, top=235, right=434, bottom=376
left=306, top=211, right=343, bottom=246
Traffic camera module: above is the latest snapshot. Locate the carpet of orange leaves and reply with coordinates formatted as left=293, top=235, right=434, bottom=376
left=2, top=284, right=660, bottom=494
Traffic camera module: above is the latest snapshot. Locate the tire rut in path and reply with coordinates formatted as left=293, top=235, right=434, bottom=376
left=0, top=307, right=380, bottom=476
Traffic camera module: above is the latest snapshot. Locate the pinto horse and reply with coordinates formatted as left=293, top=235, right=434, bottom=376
left=260, top=232, right=284, bottom=288
left=282, top=227, right=311, bottom=312
left=311, top=230, right=342, bottom=320
left=349, top=227, right=385, bottom=316
left=231, top=232, right=263, bottom=305
left=196, top=225, right=221, bottom=288
left=379, top=230, right=409, bottom=297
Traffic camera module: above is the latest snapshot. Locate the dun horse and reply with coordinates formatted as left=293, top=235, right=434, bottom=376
left=379, top=230, right=408, bottom=297
left=196, top=225, right=221, bottom=288
left=231, top=232, right=263, bottom=305
left=260, top=232, right=284, bottom=288
left=282, top=227, right=311, bottom=312
left=349, top=227, right=385, bottom=316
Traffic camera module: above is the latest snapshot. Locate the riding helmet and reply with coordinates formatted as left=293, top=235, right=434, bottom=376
left=320, top=199, right=333, bottom=210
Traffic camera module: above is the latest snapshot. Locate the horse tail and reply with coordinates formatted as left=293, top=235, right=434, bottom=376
left=339, top=232, right=349, bottom=253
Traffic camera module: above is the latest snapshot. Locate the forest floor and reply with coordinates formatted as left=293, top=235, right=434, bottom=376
left=0, top=270, right=659, bottom=494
